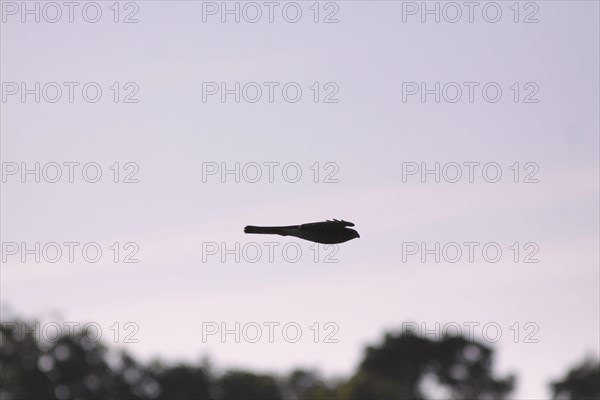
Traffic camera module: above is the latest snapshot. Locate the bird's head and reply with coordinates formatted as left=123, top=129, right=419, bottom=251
left=347, top=228, right=360, bottom=239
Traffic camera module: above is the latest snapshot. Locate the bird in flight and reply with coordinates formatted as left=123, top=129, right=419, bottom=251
left=244, top=219, right=360, bottom=244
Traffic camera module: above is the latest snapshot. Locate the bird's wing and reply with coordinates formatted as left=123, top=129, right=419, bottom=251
left=299, top=220, right=355, bottom=230
left=326, top=219, right=355, bottom=227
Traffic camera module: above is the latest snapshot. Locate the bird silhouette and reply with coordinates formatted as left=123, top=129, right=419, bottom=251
left=244, top=219, right=360, bottom=244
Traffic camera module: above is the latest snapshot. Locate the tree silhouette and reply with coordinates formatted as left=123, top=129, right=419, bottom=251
left=1, top=319, right=155, bottom=399
left=150, top=364, right=212, bottom=400
left=551, top=357, right=600, bottom=400
left=217, top=371, right=282, bottom=399
left=283, top=369, right=341, bottom=400
left=4, top=314, right=598, bottom=400
left=341, top=332, right=514, bottom=400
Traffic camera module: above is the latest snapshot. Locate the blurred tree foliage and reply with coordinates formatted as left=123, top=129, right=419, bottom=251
left=341, top=333, right=514, bottom=399
left=551, top=357, right=600, bottom=400
left=0, top=316, right=596, bottom=400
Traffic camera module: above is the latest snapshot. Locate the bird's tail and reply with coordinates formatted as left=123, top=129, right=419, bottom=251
left=244, top=225, right=298, bottom=236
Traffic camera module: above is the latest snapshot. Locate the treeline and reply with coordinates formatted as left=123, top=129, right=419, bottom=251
left=1, top=318, right=598, bottom=399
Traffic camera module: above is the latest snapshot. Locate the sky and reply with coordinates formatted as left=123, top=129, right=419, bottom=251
left=1, top=1, right=599, bottom=398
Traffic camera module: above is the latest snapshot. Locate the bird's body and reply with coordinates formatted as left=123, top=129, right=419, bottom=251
left=244, top=219, right=360, bottom=244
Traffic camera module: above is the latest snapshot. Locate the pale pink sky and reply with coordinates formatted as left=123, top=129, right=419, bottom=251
left=1, top=2, right=599, bottom=398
